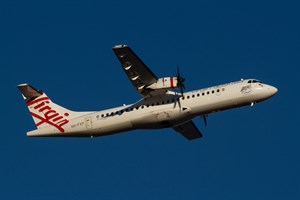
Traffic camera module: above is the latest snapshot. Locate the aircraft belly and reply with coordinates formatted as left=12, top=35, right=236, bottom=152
left=50, top=115, right=135, bottom=137
left=91, top=116, right=134, bottom=136
left=131, top=109, right=193, bottom=129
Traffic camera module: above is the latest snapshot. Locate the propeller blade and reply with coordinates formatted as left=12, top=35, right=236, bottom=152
left=182, top=83, right=185, bottom=90
left=173, top=95, right=182, bottom=109
left=203, top=115, right=207, bottom=127
left=180, top=86, right=184, bottom=96
left=176, top=66, right=186, bottom=96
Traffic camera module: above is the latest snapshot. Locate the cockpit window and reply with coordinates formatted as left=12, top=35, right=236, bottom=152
left=247, top=79, right=262, bottom=83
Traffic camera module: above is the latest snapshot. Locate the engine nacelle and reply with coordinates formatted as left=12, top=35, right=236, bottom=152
left=147, top=77, right=178, bottom=90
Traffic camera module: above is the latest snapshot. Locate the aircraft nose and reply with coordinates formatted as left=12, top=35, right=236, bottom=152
left=268, top=85, right=278, bottom=96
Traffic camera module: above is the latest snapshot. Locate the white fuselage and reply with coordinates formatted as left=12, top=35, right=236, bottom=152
left=27, top=79, right=277, bottom=137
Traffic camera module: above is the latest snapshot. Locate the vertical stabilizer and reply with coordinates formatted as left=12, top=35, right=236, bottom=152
left=17, top=84, right=91, bottom=133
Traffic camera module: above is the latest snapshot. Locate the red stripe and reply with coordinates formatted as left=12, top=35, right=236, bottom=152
left=170, top=77, right=174, bottom=88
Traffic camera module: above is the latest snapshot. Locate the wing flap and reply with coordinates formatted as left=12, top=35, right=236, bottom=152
left=173, top=121, right=203, bottom=140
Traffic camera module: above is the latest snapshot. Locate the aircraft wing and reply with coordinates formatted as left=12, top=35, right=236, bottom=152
left=173, top=121, right=203, bottom=140
left=112, top=45, right=159, bottom=97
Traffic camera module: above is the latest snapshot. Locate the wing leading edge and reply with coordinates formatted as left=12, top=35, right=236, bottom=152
left=112, top=45, right=160, bottom=97
left=173, top=121, right=203, bottom=140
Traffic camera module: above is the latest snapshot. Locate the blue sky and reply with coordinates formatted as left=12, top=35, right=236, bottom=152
left=1, top=0, right=299, bottom=199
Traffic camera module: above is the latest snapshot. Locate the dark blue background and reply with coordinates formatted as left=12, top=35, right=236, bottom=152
left=1, top=0, right=299, bottom=199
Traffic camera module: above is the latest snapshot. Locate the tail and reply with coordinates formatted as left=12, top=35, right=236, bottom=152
left=17, top=83, right=90, bottom=133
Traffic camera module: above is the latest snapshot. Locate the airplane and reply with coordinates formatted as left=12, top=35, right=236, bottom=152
left=17, top=44, right=278, bottom=140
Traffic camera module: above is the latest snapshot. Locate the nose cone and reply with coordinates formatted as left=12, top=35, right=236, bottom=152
left=252, top=83, right=278, bottom=102
left=269, top=86, right=278, bottom=96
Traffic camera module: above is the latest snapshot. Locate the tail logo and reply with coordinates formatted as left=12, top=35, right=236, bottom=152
left=27, top=97, right=69, bottom=132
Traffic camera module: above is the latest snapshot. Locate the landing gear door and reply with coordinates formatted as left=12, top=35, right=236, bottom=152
left=85, top=117, right=93, bottom=129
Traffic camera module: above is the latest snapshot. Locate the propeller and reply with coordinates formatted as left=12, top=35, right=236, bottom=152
left=173, top=66, right=185, bottom=109
left=201, top=115, right=208, bottom=126
left=176, top=66, right=186, bottom=96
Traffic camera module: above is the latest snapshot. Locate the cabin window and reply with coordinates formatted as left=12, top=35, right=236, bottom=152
left=187, top=96, right=190, bottom=99
left=106, top=113, right=109, bottom=117
left=197, top=93, right=200, bottom=97
left=101, top=114, right=104, bottom=117
left=141, top=105, right=144, bottom=109
left=217, top=89, right=220, bottom=93
left=212, top=90, right=215, bottom=94
left=192, top=94, right=195, bottom=98
left=202, top=92, right=205, bottom=96
left=207, top=91, right=210, bottom=95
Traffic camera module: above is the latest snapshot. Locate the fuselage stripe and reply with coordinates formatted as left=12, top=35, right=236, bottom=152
left=170, top=77, right=174, bottom=88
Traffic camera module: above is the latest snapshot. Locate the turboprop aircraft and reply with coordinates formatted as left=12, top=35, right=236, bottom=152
left=17, top=45, right=277, bottom=140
